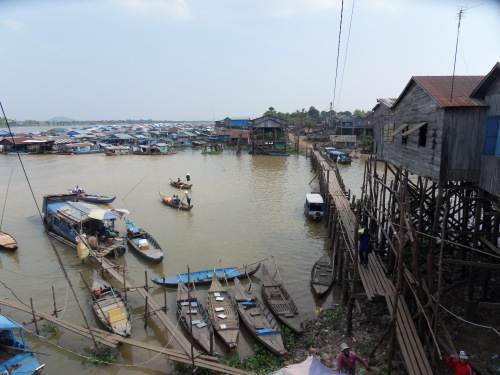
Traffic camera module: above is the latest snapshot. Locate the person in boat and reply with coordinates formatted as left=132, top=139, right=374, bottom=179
left=75, top=185, right=83, bottom=193
left=186, top=173, right=190, bottom=182
left=185, top=191, right=191, bottom=206
left=177, top=177, right=183, bottom=185
left=174, top=195, right=181, bottom=206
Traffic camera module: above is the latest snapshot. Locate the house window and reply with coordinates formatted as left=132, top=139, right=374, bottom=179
left=401, top=126, right=409, bottom=144
left=482, top=116, right=500, bottom=156
left=419, top=124, right=428, bottom=147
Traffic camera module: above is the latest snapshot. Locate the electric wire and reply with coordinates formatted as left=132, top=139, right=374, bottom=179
left=336, top=0, right=356, bottom=111
left=331, top=0, right=345, bottom=113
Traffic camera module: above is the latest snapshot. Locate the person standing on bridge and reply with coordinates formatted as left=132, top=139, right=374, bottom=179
left=337, top=343, right=371, bottom=374
left=446, top=351, right=474, bottom=375
left=359, top=228, right=373, bottom=269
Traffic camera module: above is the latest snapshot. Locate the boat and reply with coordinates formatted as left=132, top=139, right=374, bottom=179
left=91, top=270, right=131, bottom=337
left=169, top=179, right=192, bottom=190
left=42, top=194, right=126, bottom=257
left=105, top=146, right=130, bottom=156
left=0, top=232, right=18, bottom=251
left=151, top=263, right=262, bottom=287
left=206, top=273, right=239, bottom=348
left=233, top=277, right=287, bottom=356
left=159, top=191, right=193, bottom=211
left=327, top=150, right=352, bottom=164
left=0, top=314, right=45, bottom=374
left=133, top=144, right=173, bottom=155
left=260, top=264, right=302, bottom=333
left=125, top=220, right=163, bottom=263
left=310, top=254, right=334, bottom=296
left=269, top=153, right=289, bottom=156
left=176, top=280, right=214, bottom=354
left=304, top=193, right=324, bottom=220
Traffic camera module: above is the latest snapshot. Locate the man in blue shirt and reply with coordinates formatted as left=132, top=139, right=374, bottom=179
left=359, top=229, right=373, bottom=268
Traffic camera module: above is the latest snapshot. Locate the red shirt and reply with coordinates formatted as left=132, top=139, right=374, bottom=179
left=446, top=356, right=474, bottom=375
left=337, top=351, right=369, bottom=372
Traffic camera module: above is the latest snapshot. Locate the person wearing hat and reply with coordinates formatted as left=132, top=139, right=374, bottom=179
left=359, top=228, right=373, bottom=269
left=186, top=173, right=191, bottom=182
left=185, top=191, right=191, bottom=207
left=336, top=343, right=370, bottom=374
left=446, top=351, right=474, bottom=375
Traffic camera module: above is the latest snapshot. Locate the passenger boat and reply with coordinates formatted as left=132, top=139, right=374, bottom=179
left=151, top=263, right=261, bottom=287
left=105, top=146, right=130, bottom=156
left=169, top=179, right=192, bottom=190
left=260, top=264, right=302, bottom=333
left=327, top=150, right=352, bottom=164
left=206, top=273, right=239, bottom=348
left=42, top=194, right=126, bottom=257
left=133, top=144, right=173, bottom=155
left=91, top=270, right=131, bottom=337
left=158, top=191, right=193, bottom=211
left=304, top=193, right=324, bottom=220
left=176, top=280, right=213, bottom=354
left=310, top=254, right=334, bottom=296
left=0, top=232, right=18, bottom=251
left=125, top=220, right=163, bottom=263
left=233, top=277, right=287, bottom=356
left=0, top=314, right=45, bottom=374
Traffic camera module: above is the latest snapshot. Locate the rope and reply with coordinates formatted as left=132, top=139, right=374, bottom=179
left=57, top=281, right=70, bottom=320
left=0, top=279, right=30, bottom=308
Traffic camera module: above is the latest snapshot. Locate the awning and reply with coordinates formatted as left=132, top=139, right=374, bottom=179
left=401, top=122, right=427, bottom=137
left=390, top=123, right=409, bottom=137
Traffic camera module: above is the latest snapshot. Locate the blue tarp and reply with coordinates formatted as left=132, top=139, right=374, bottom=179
left=46, top=202, right=68, bottom=214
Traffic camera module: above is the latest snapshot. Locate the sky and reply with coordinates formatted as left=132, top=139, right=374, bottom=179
left=1, top=0, right=499, bottom=121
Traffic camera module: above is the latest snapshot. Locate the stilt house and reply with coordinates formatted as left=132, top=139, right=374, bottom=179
left=250, top=115, right=288, bottom=155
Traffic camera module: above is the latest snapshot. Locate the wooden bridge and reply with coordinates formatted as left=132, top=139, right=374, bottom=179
left=311, top=149, right=433, bottom=375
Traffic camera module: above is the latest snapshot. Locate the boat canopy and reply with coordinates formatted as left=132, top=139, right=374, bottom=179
left=0, top=315, right=22, bottom=330
left=306, top=194, right=324, bottom=204
left=328, top=150, right=347, bottom=156
left=55, top=201, right=100, bottom=223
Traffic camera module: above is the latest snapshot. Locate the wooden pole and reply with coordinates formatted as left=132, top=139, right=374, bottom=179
left=163, top=278, right=168, bottom=313
left=187, top=266, right=195, bottom=368
left=271, top=255, right=285, bottom=289
left=123, top=267, right=127, bottom=302
left=52, top=286, right=58, bottom=319
left=144, top=296, right=148, bottom=328
left=30, top=298, right=39, bottom=335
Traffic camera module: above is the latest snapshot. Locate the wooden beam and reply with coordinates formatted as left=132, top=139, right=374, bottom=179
left=443, top=259, right=500, bottom=269
left=478, top=302, right=500, bottom=309
left=479, top=236, right=500, bottom=256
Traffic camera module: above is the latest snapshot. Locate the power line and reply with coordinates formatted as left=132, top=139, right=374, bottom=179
left=336, top=0, right=356, bottom=111
left=332, top=0, right=345, bottom=112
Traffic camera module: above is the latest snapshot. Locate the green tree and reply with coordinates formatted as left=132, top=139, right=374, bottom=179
left=268, top=107, right=275, bottom=112
left=308, top=106, right=319, bottom=118
left=353, top=109, right=368, bottom=117
left=360, top=130, right=373, bottom=151
left=305, top=120, right=314, bottom=133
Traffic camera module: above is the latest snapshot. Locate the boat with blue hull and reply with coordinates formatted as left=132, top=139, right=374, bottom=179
left=151, top=263, right=261, bottom=287
left=304, top=193, right=324, bottom=220
left=0, top=315, right=45, bottom=374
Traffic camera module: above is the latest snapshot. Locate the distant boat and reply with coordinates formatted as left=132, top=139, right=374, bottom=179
left=304, top=193, right=324, bottom=220
left=68, top=190, right=116, bottom=204
left=0, top=231, right=18, bottom=251
left=169, top=179, right=192, bottom=190
left=269, top=153, right=289, bottom=156
left=151, top=263, right=262, bottom=287
left=0, top=314, right=45, bottom=374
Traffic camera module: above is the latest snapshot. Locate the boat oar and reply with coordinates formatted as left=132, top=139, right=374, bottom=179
left=271, top=255, right=285, bottom=290
left=219, top=260, right=232, bottom=290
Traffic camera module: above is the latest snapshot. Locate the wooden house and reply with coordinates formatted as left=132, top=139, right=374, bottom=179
left=250, top=115, right=288, bottom=155
left=373, top=76, right=489, bottom=183
left=228, top=130, right=250, bottom=146
left=372, top=98, right=397, bottom=158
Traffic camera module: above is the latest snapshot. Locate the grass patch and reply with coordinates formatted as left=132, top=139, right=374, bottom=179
left=82, top=348, right=118, bottom=367
left=288, top=147, right=300, bottom=155
left=282, top=326, right=295, bottom=350
left=42, top=322, right=59, bottom=334
left=202, top=151, right=221, bottom=155
left=325, top=307, right=346, bottom=324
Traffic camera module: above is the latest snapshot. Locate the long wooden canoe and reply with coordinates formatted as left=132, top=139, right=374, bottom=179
left=261, top=264, right=302, bottom=333
left=176, top=281, right=214, bottom=354
left=91, top=270, right=131, bottom=337
left=206, top=273, right=239, bottom=348
left=310, top=253, right=334, bottom=296
left=0, top=232, right=18, bottom=251
left=151, top=263, right=261, bottom=287
left=159, top=191, right=193, bottom=211
left=76, top=194, right=116, bottom=204
left=233, top=277, right=287, bottom=356
left=126, top=220, right=164, bottom=263
left=170, top=179, right=192, bottom=190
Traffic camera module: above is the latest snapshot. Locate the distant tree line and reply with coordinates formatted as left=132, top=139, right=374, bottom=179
left=263, top=106, right=370, bottom=126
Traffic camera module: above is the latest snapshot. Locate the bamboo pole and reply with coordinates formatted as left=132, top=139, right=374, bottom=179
left=52, top=286, right=58, bottom=319
left=187, top=265, right=195, bottom=368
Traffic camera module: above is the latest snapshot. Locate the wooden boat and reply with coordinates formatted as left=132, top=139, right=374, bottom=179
left=159, top=191, right=193, bottom=211
left=169, top=179, right=192, bottom=190
left=151, top=263, right=261, bottom=287
left=91, top=270, right=131, bottom=337
left=260, top=264, right=302, bottom=333
left=0, top=231, right=18, bottom=251
left=0, top=314, right=45, bottom=374
left=233, top=277, right=287, bottom=356
left=206, top=273, right=239, bottom=348
left=76, top=193, right=116, bottom=204
left=310, top=254, right=334, bottom=296
left=176, top=281, right=214, bottom=354
left=125, top=220, right=163, bottom=263
left=304, top=193, right=324, bottom=220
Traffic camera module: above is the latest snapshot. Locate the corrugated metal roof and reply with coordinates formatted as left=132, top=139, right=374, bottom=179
left=377, top=98, right=397, bottom=107
left=57, top=201, right=99, bottom=223
left=394, top=76, right=487, bottom=109
left=54, top=138, right=78, bottom=144
left=230, top=130, right=250, bottom=138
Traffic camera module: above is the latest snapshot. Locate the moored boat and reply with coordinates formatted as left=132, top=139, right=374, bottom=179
left=159, top=191, right=193, bottom=211
left=0, top=231, right=18, bottom=251
left=151, top=263, right=261, bottom=287
left=169, top=179, right=192, bottom=189
left=304, top=193, right=324, bottom=220
left=125, top=220, right=163, bottom=263
left=233, top=277, right=287, bottom=356
left=176, top=280, right=213, bottom=354
left=0, top=314, right=45, bottom=374
left=206, top=273, right=239, bottom=348
left=67, top=189, right=116, bottom=203
left=310, top=253, right=334, bottom=296
left=260, top=264, right=302, bottom=333
left=91, top=270, right=131, bottom=337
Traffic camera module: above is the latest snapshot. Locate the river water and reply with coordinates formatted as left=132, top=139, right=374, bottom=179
left=0, top=149, right=367, bottom=374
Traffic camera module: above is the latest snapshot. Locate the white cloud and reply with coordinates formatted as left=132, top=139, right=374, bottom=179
left=2, top=19, right=28, bottom=31
left=111, top=0, right=192, bottom=21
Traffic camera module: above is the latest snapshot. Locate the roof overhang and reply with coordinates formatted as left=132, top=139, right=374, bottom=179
left=470, top=62, right=500, bottom=98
